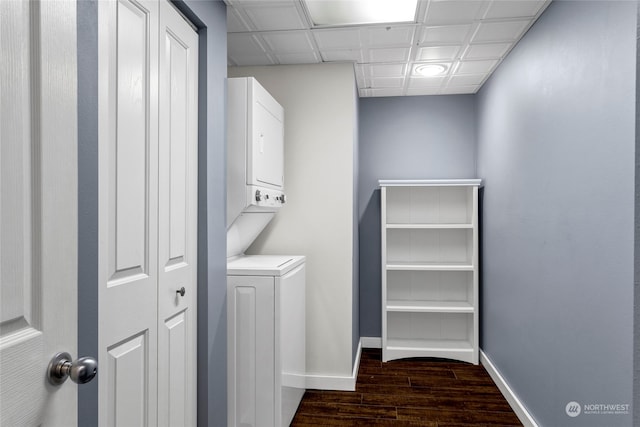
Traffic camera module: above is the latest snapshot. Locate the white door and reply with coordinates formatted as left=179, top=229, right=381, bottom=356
left=0, top=0, right=79, bottom=426
left=98, top=0, right=198, bottom=425
left=157, top=1, right=198, bottom=426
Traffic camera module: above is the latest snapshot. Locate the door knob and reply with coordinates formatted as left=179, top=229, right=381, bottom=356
left=48, top=352, right=97, bottom=386
left=176, top=287, right=186, bottom=297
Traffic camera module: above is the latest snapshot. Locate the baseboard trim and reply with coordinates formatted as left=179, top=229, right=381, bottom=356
left=480, top=350, right=539, bottom=427
left=360, top=336, right=382, bottom=349
left=305, top=340, right=362, bottom=391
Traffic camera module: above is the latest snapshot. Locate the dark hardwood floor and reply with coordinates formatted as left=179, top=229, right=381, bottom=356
left=291, top=348, right=522, bottom=427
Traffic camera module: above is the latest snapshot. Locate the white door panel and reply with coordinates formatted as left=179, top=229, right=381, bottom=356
left=158, top=2, right=198, bottom=425
left=1, top=0, right=78, bottom=425
left=99, top=0, right=159, bottom=425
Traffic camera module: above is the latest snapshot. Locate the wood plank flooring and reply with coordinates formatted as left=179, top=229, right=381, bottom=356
left=291, top=349, right=522, bottom=427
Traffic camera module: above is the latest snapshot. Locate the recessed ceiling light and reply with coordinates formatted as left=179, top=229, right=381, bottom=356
left=414, top=64, right=448, bottom=77
left=305, top=0, right=418, bottom=27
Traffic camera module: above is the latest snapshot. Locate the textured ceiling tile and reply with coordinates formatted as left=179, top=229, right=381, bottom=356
left=418, top=24, right=473, bottom=44
left=408, top=76, right=446, bottom=88
left=261, top=31, right=315, bottom=53
left=369, top=47, right=411, bottom=63
left=228, top=33, right=267, bottom=56
left=464, top=42, right=511, bottom=59
left=370, top=77, right=405, bottom=88
left=320, top=49, right=364, bottom=62
left=227, top=7, right=250, bottom=33
left=406, top=87, right=440, bottom=96
left=484, top=0, right=547, bottom=19
left=243, top=3, right=307, bottom=31
left=366, top=26, right=415, bottom=47
left=369, top=63, right=406, bottom=77
left=416, top=45, right=460, bottom=61
left=472, top=20, right=530, bottom=43
left=275, top=52, right=320, bottom=64
left=367, top=88, right=405, bottom=97
left=425, top=0, right=486, bottom=25
left=313, top=28, right=362, bottom=50
left=455, top=59, right=499, bottom=74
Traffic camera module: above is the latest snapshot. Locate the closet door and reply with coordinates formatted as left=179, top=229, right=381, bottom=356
left=98, top=0, right=198, bottom=425
left=157, top=2, right=198, bottom=426
left=98, top=0, right=159, bottom=425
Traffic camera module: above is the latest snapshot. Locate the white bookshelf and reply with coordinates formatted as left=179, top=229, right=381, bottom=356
left=380, top=179, right=482, bottom=364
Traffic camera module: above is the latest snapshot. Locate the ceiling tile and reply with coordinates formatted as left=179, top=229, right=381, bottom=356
left=228, top=33, right=267, bottom=56
left=243, top=3, right=307, bottom=31
left=313, top=28, right=361, bottom=50
left=440, top=85, right=480, bottom=94
left=369, top=63, right=406, bottom=78
left=367, top=88, right=405, bottom=97
left=448, top=74, right=486, bottom=86
left=418, top=24, right=473, bottom=45
left=369, top=47, right=411, bottom=63
left=425, top=0, right=488, bottom=25
left=226, top=0, right=548, bottom=97
left=455, top=59, right=499, bottom=74
left=370, top=77, right=405, bottom=88
left=472, top=20, right=530, bottom=43
left=416, top=45, right=460, bottom=61
left=406, top=87, right=440, bottom=96
left=320, top=49, right=364, bottom=62
left=366, top=26, right=416, bottom=47
left=261, top=31, right=315, bottom=53
left=227, top=7, right=250, bottom=33
left=484, top=0, right=547, bottom=20
left=275, top=52, right=320, bottom=64
left=463, top=43, right=511, bottom=59
left=408, top=76, right=446, bottom=88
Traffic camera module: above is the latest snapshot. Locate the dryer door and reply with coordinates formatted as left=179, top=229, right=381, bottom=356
left=249, top=79, right=284, bottom=189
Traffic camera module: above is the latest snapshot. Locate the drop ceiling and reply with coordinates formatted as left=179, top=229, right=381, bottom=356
left=226, top=0, right=551, bottom=97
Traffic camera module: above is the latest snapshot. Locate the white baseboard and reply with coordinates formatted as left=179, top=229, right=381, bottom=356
left=304, top=339, right=362, bottom=391
left=360, top=336, right=382, bottom=349
left=480, top=350, right=539, bottom=427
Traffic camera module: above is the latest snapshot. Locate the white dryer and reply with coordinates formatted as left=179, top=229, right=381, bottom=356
left=227, top=255, right=306, bottom=427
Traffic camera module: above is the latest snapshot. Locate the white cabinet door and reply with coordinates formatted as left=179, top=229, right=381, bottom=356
left=228, top=275, right=276, bottom=427
left=98, top=0, right=160, bottom=425
left=157, top=2, right=198, bottom=426
left=249, top=80, right=284, bottom=189
left=0, top=0, right=79, bottom=425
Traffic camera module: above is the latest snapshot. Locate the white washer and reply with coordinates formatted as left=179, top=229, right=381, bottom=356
left=227, top=255, right=306, bottom=427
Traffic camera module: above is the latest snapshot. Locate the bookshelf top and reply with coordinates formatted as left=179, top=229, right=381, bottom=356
left=379, top=179, right=482, bottom=187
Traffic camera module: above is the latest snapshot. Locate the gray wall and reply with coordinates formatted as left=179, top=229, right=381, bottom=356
left=635, top=3, right=640, bottom=424
left=77, top=0, right=99, bottom=424
left=476, top=2, right=635, bottom=426
left=78, top=1, right=228, bottom=425
left=176, top=1, right=228, bottom=425
left=358, top=95, right=477, bottom=338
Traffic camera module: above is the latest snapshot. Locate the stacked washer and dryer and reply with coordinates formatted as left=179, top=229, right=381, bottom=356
left=226, top=77, right=306, bottom=427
